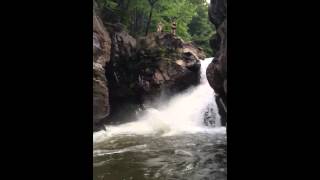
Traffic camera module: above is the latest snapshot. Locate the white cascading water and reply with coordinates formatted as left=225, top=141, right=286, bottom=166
left=93, top=58, right=225, bottom=143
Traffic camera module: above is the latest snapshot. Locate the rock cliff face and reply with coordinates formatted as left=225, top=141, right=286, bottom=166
left=207, top=0, right=227, bottom=125
left=103, top=22, right=140, bottom=124
left=93, top=13, right=111, bottom=131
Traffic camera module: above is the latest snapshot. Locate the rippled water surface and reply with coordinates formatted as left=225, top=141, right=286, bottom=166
left=93, top=131, right=226, bottom=180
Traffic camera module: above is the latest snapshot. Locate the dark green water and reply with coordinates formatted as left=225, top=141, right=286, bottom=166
left=93, top=132, right=226, bottom=180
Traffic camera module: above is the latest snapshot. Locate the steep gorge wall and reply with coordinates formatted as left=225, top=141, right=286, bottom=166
left=93, top=9, right=112, bottom=130
left=207, top=0, right=227, bottom=125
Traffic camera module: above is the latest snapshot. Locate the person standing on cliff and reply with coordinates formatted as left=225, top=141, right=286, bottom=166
left=171, top=18, right=177, bottom=36
left=157, top=21, right=164, bottom=33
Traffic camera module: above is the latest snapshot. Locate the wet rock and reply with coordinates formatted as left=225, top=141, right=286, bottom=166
left=207, top=0, right=227, bottom=124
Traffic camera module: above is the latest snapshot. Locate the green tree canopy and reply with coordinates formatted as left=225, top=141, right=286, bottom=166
left=97, top=0, right=216, bottom=56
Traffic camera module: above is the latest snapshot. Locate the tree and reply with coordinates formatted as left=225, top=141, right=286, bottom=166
left=145, top=0, right=159, bottom=35
left=151, top=0, right=197, bottom=40
left=188, top=1, right=216, bottom=55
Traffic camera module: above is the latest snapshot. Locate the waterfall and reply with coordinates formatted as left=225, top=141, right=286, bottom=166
left=94, top=58, right=224, bottom=143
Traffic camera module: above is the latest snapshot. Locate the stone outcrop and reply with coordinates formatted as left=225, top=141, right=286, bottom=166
left=93, top=14, right=112, bottom=131
left=136, top=33, right=205, bottom=103
left=104, top=22, right=137, bottom=100
left=207, top=0, right=227, bottom=125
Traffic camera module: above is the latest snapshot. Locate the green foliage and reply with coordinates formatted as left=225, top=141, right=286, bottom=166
left=96, top=0, right=216, bottom=55
left=150, top=0, right=197, bottom=40
left=188, top=1, right=216, bottom=56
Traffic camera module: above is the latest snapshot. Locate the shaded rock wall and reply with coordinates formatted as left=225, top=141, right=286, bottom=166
left=93, top=14, right=112, bottom=130
left=207, top=0, right=227, bottom=125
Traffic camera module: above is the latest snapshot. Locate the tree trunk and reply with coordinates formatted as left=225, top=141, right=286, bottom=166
left=132, top=7, right=137, bottom=36
left=145, top=6, right=154, bottom=36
